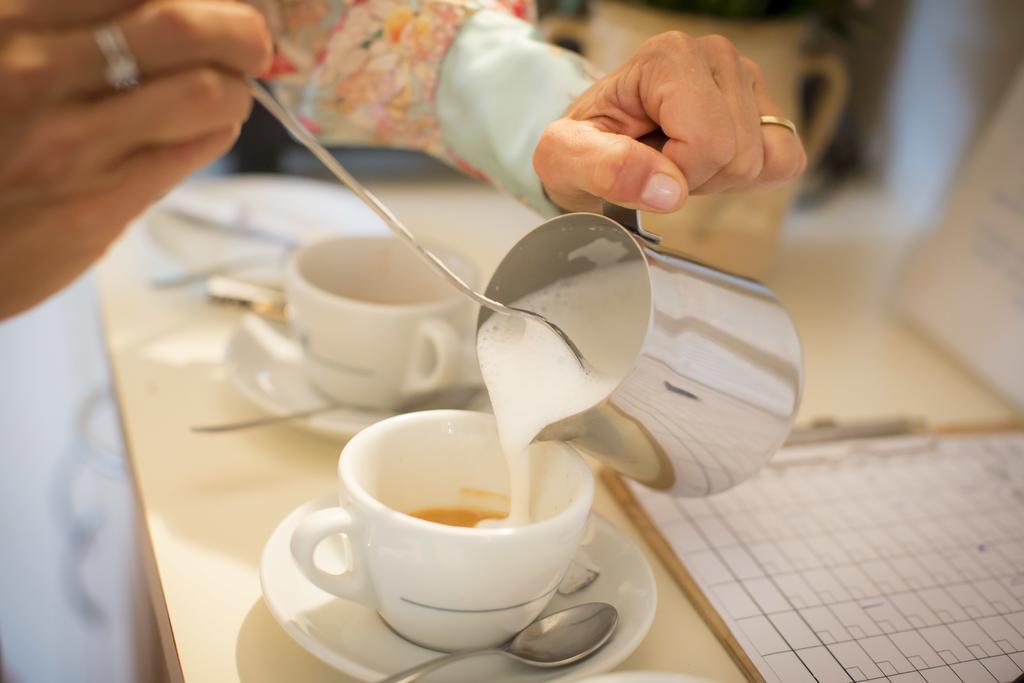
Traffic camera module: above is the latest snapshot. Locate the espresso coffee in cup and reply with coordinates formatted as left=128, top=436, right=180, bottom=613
left=289, top=410, right=593, bottom=651
left=408, top=505, right=505, bottom=528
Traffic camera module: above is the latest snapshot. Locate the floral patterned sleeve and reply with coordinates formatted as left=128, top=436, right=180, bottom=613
left=249, top=0, right=596, bottom=216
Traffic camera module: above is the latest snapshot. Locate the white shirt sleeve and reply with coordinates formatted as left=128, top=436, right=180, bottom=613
left=436, top=10, right=596, bottom=216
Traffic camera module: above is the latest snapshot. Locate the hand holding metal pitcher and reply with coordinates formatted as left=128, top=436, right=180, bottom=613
left=480, top=143, right=803, bottom=496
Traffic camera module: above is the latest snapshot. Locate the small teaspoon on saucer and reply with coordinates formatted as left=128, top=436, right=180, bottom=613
left=378, top=602, right=618, bottom=683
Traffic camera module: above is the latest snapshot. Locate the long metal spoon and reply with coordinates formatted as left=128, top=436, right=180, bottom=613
left=246, top=78, right=588, bottom=370
left=379, top=602, right=618, bottom=683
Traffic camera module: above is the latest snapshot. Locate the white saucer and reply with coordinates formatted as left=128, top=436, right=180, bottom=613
left=226, top=315, right=488, bottom=439
left=147, top=175, right=386, bottom=287
left=261, top=495, right=658, bottom=682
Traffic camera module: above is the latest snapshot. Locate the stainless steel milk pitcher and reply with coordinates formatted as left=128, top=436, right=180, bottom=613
left=479, top=199, right=803, bottom=497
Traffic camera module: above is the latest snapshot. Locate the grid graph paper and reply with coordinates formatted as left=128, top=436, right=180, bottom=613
left=626, top=432, right=1024, bottom=683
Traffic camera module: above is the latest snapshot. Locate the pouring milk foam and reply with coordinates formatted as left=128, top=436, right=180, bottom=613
left=476, top=260, right=648, bottom=526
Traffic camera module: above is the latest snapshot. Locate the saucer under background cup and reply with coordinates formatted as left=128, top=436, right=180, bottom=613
left=261, top=494, right=657, bottom=682
left=226, top=315, right=488, bottom=439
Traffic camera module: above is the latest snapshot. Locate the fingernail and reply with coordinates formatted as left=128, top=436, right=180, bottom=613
left=640, top=173, right=682, bottom=211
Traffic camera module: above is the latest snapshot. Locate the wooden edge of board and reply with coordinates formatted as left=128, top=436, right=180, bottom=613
left=600, top=468, right=766, bottom=683
left=934, top=421, right=1023, bottom=435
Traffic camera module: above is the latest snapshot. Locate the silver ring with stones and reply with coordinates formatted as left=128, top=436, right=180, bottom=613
left=94, top=23, right=140, bottom=91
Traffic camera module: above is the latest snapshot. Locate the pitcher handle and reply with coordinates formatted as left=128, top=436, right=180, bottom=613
left=600, top=131, right=668, bottom=245
left=540, top=15, right=591, bottom=56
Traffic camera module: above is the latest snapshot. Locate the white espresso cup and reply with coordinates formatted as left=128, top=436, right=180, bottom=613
left=284, top=236, right=478, bottom=410
left=289, top=410, right=594, bottom=651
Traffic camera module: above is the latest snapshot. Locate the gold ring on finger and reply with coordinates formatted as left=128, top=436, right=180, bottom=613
left=94, top=23, right=140, bottom=91
left=759, top=115, right=797, bottom=135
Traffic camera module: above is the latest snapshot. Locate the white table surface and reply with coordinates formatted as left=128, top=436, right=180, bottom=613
left=96, top=177, right=1017, bottom=683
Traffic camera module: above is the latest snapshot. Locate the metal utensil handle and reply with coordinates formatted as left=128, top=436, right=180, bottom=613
left=190, top=403, right=343, bottom=433
left=600, top=130, right=669, bottom=244
left=246, top=78, right=588, bottom=367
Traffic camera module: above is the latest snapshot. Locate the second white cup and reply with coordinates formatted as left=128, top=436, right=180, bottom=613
left=284, top=236, right=478, bottom=410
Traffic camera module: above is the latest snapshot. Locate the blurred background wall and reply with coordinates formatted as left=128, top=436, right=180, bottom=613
left=0, top=275, right=154, bottom=683
left=853, top=0, right=1024, bottom=224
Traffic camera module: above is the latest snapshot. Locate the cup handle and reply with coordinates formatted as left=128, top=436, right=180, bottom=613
left=290, top=506, right=376, bottom=608
left=402, top=318, right=461, bottom=396
left=798, top=52, right=850, bottom=169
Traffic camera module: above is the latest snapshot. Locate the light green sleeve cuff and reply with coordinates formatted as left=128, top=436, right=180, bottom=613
left=436, top=11, right=596, bottom=217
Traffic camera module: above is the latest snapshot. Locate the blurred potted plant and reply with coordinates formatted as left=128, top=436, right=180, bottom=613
left=545, top=0, right=852, bottom=277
